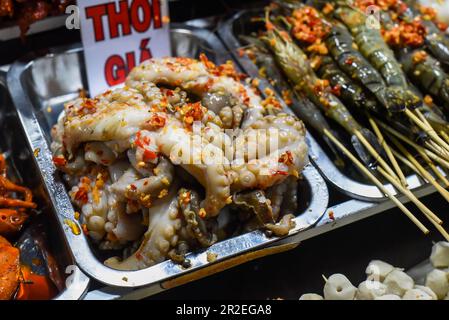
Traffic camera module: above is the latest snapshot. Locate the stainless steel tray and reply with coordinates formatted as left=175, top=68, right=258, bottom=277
left=0, top=72, right=89, bottom=300
left=7, top=24, right=329, bottom=289
left=218, top=10, right=432, bottom=201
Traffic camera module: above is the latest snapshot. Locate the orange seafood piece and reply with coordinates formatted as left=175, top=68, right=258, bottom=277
left=0, top=235, right=20, bottom=300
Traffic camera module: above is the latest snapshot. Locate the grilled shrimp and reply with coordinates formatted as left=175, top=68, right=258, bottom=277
left=400, top=49, right=449, bottom=113
left=334, top=0, right=421, bottom=111
left=317, top=55, right=379, bottom=113
left=401, top=0, right=449, bottom=66
left=261, top=14, right=384, bottom=166
left=324, top=23, right=398, bottom=109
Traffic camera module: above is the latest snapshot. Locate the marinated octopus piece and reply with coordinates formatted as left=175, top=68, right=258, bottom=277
left=70, top=166, right=145, bottom=248
left=105, top=186, right=182, bottom=270
left=178, top=188, right=217, bottom=248
left=126, top=55, right=264, bottom=129
left=50, top=56, right=309, bottom=270
left=156, top=117, right=231, bottom=217
left=265, top=179, right=288, bottom=221
left=51, top=85, right=166, bottom=159
left=265, top=214, right=296, bottom=237
left=323, top=274, right=357, bottom=300
left=233, top=190, right=274, bottom=225
left=230, top=114, right=308, bottom=192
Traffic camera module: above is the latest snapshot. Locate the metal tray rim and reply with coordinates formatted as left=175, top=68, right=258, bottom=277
left=7, top=26, right=329, bottom=288
left=0, top=71, right=90, bottom=300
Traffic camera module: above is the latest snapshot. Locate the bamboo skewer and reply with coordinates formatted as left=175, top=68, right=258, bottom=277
left=425, top=140, right=449, bottom=161
left=430, top=138, right=449, bottom=158
left=354, top=130, right=400, bottom=183
left=324, top=129, right=429, bottom=234
left=391, top=148, right=424, bottom=177
left=377, top=167, right=442, bottom=225
left=389, top=137, right=449, bottom=203
left=367, top=116, right=408, bottom=187
left=434, top=223, right=449, bottom=242
left=440, top=131, right=449, bottom=146
left=415, top=108, right=428, bottom=124
left=377, top=120, right=449, bottom=186
left=415, top=110, right=449, bottom=151
left=406, top=109, right=449, bottom=154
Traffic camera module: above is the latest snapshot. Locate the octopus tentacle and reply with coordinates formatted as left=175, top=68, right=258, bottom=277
left=266, top=180, right=288, bottom=221
left=178, top=188, right=218, bottom=248
left=233, top=189, right=275, bottom=224
left=157, top=117, right=231, bottom=216
left=104, top=185, right=182, bottom=270
left=265, top=214, right=296, bottom=237
left=123, top=156, right=174, bottom=207
left=50, top=56, right=309, bottom=271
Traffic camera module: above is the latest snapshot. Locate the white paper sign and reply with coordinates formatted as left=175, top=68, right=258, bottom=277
left=78, top=0, right=171, bottom=96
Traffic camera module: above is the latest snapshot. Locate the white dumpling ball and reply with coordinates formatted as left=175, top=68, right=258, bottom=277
left=299, top=293, right=324, bottom=300
left=366, top=260, right=394, bottom=282
left=383, top=269, right=414, bottom=297
left=323, top=274, right=357, bottom=300
left=430, top=242, right=449, bottom=268
left=403, top=286, right=436, bottom=300
left=375, top=294, right=401, bottom=300
left=425, top=269, right=449, bottom=299
left=356, top=280, right=387, bottom=300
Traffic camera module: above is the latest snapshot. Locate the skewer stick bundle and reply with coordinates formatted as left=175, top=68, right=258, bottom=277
left=354, top=130, right=400, bottom=183
left=376, top=120, right=449, bottom=186
left=324, top=129, right=429, bottom=235
left=405, top=109, right=449, bottom=154
left=367, top=116, right=408, bottom=187
left=389, top=137, right=449, bottom=203
left=376, top=167, right=442, bottom=225
left=440, top=131, right=449, bottom=146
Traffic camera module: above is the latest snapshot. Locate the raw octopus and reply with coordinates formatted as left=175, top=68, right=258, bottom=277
left=51, top=56, right=308, bottom=270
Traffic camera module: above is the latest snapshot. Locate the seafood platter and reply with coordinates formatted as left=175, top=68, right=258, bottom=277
left=2, top=0, right=449, bottom=300
left=4, top=24, right=328, bottom=299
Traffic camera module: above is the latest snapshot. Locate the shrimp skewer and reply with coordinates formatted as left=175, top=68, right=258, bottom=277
left=261, top=11, right=385, bottom=168
left=400, top=49, right=449, bottom=114
left=333, top=0, right=422, bottom=111
left=239, top=35, right=346, bottom=167
left=401, top=0, right=449, bottom=67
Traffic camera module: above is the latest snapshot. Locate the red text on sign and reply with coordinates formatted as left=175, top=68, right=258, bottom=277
left=86, top=0, right=162, bottom=42
left=104, top=38, right=153, bottom=86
